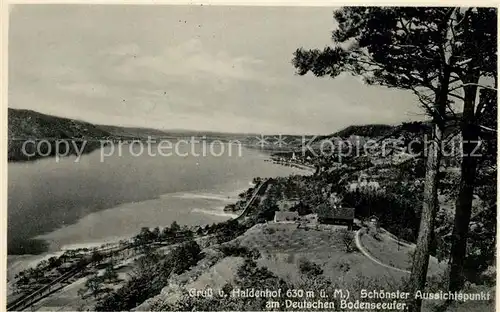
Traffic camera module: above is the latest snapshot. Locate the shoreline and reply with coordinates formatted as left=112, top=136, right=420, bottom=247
left=7, top=162, right=309, bottom=309
left=8, top=157, right=308, bottom=281
left=7, top=180, right=259, bottom=276
left=10, top=185, right=247, bottom=256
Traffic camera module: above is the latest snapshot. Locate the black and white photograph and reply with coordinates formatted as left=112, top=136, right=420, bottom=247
left=5, top=4, right=498, bottom=312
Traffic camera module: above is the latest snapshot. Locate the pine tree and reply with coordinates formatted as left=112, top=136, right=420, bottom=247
left=291, top=7, right=489, bottom=311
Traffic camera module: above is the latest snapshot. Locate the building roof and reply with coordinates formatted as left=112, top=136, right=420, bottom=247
left=334, top=207, right=355, bottom=220
left=318, top=207, right=355, bottom=220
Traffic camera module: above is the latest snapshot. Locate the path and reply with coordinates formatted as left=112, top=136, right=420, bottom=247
left=234, top=179, right=270, bottom=221
left=354, top=228, right=411, bottom=274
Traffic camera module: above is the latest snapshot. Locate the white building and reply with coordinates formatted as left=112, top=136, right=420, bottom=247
left=348, top=174, right=380, bottom=192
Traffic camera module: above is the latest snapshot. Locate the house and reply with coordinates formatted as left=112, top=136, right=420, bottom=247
left=347, top=174, right=380, bottom=192
left=318, top=207, right=355, bottom=230
left=369, top=215, right=380, bottom=228
left=274, top=211, right=300, bottom=223
left=328, top=192, right=343, bottom=208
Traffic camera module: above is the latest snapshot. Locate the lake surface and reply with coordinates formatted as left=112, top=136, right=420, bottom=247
left=8, top=143, right=306, bottom=255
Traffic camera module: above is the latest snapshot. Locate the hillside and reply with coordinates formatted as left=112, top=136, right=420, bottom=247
left=7, top=108, right=265, bottom=161
left=332, top=124, right=397, bottom=138
left=8, top=108, right=111, bottom=141
left=311, top=115, right=460, bottom=145
left=96, top=124, right=176, bottom=139
left=7, top=108, right=323, bottom=161
left=8, top=108, right=114, bottom=161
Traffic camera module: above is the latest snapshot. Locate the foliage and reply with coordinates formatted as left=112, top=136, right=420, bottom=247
left=95, top=240, right=202, bottom=311
left=170, top=240, right=202, bottom=275
left=332, top=124, right=395, bottom=138
left=8, top=108, right=109, bottom=162
left=256, top=197, right=279, bottom=223
left=292, top=8, right=497, bottom=300
left=84, top=273, right=107, bottom=299
left=90, top=250, right=104, bottom=263
left=340, top=229, right=356, bottom=253
left=298, top=258, right=324, bottom=277
left=342, top=183, right=421, bottom=242
left=290, top=202, right=313, bottom=216
left=252, top=177, right=263, bottom=184
left=218, top=243, right=260, bottom=259
left=132, top=221, right=195, bottom=249
left=156, top=259, right=290, bottom=311
left=102, top=265, right=119, bottom=283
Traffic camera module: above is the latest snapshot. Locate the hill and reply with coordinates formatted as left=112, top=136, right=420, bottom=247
left=311, top=114, right=460, bottom=145
left=8, top=108, right=111, bottom=141
left=7, top=108, right=324, bottom=161
left=332, top=124, right=397, bottom=138
left=7, top=108, right=266, bottom=161
left=8, top=108, right=114, bottom=161
left=134, top=223, right=452, bottom=311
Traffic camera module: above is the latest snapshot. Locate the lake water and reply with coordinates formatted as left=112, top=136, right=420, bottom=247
left=8, top=143, right=306, bottom=255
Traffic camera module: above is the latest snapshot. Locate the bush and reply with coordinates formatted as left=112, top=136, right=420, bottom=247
left=218, top=244, right=260, bottom=259
left=370, top=229, right=382, bottom=241
left=298, top=258, right=323, bottom=277
left=336, top=259, right=351, bottom=273
left=224, top=203, right=237, bottom=211
left=341, top=229, right=355, bottom=253
left=170, top=240, right=202, bottom=275
left=293, top=202, right=313, bottom=216
left=263, top=227, right=276, bottom=235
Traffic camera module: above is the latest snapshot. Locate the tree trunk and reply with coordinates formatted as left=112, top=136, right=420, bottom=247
left=408, top=72, right=449, bottom=312
left=407, top=122, right=443, bottom=311
left=448, top=75, right=480, bottom=291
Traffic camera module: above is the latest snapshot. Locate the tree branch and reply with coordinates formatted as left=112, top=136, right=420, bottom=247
left=449, top=83, right=497, bottom=92
left=448, top=92, right=465, bottom=101
left=478, top=125, right=497, bottom=133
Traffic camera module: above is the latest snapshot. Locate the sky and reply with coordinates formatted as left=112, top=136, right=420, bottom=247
left=9, top=5, right=425, bottom=135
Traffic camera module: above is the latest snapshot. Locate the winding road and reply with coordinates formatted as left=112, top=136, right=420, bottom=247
left=354, top=228, right=411, bottom=274
left=234, top=178, right=271, bottom=221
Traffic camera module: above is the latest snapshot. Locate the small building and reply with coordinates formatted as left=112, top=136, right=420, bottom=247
left=301, top=213, right=318, bottom=224
left=328, top=192, right=343, bottom=207
left=274, top=211, right=300, bottom=223
left=318, top=207, right=355, bottom=230
left=347, top=174, right=380, bottom=193
left=369, top=215, right=380, bottom=228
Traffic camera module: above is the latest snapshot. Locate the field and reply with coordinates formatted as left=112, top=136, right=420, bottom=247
left=20, top=222, right=493, bottom=312
left=235, top=223, right=408, bottom=290
left=359, top=228, right=446, bottom=275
